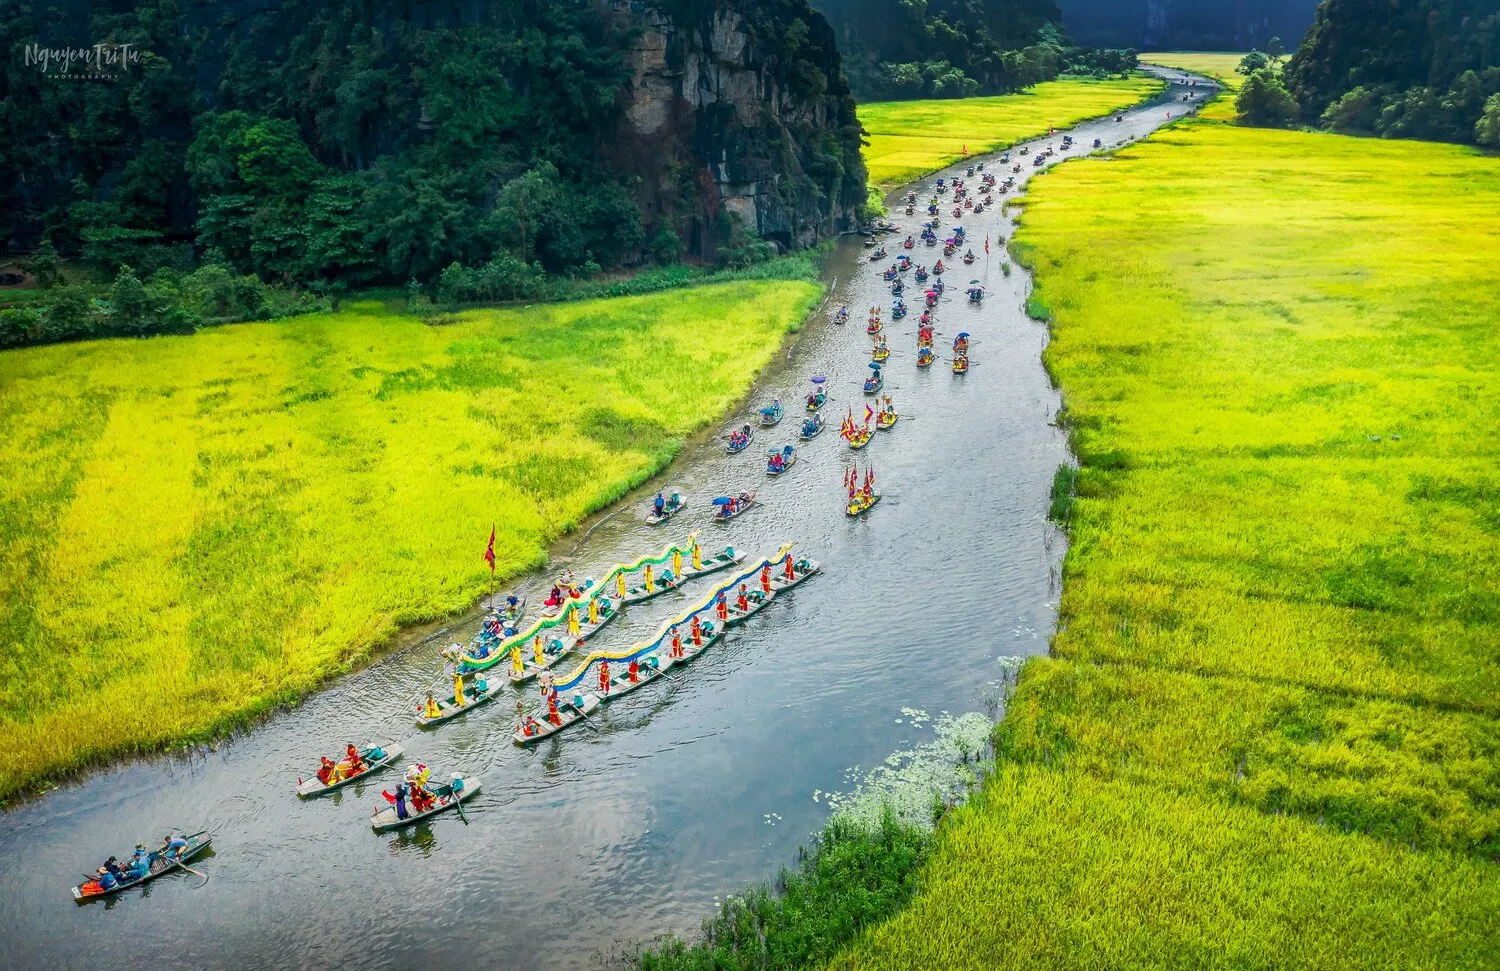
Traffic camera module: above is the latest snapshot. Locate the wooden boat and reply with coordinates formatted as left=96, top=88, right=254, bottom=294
left=833, top=307, right=849, bottom=324
left=723, top=558, right=821, bottom=626
left=712, top=493, right=757, bottom=523
left=876, top=409, right=898, bottom=430
left=644, top=495, right=686, bottom=525
left=846, top=427, right=872, bottom=450
left=847, top=492, right=882, bottom=516
left=868, top=248, right=886, bottom=261
left=866, top=320, right=882, bottom=335
left=370, top=777, right=481, bottom=831
left=726, top=428, right=754, bottom=454
left=871, top=344, right=889, bottom=362
left=415, top=676, right=506, bottom=727
left=917, top=348, right=935, bottom=368
left=863, top=373, right=883, bottom=395
left=621, top=549, right=740, bottom=606
left=513, top=692, right=602, bottom=745
left=593, top=653, right=675, bottom=703
left=297, top=743, right=404, bottom=797
left=758, top=402, right=784, bottom=427
left=805, top=390, right=827, bottom=412
left=72, top=832, right=212, bottom=901
left=963, top=254, right=976, bottom=264
left=953, top=356, right=970, bottom=374
left=766, top=445, right=796, bottom=477
left=799, top=415, right=825, bottom=440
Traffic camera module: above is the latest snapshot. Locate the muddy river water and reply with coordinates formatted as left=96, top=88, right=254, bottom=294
left=0, top=69, right=1208, bottom=970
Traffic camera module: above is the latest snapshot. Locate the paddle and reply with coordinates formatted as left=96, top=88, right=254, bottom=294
left=452, top=783, right=469, bottom=823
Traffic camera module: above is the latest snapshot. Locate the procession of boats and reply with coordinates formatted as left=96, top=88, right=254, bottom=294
left=69, top=130, right=1027, bottom=904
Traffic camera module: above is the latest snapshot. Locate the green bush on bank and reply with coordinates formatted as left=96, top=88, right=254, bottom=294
left=636, top=809, right=931, bottom=971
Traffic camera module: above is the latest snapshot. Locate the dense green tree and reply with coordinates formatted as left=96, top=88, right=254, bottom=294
left=1477, top=94, right=1500, bottom=147
left=1238, top=68, right=1300, bottom=128
left=1286, top=0, right=1500, bottom=146
left=23, top=242, right=61, bottom=288
left=1238, top=51, right=1270, bottom=74
left=1267, top=36, right=1285, bottom=59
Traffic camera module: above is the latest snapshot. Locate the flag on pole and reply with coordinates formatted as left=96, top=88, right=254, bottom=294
left=483, top=525, right=496, bottom=573
left=985, top=235, right=990, bottom=255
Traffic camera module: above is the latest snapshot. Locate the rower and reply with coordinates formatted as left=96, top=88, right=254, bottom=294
left=127, top=847, right=150, bottom=880
left=653, top=492, right=666, bottom=516
left=163, top=832, right=189, bottom=859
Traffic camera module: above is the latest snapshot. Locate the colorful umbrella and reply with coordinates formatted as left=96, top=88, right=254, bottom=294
left=810, top=375, right=826, bottom=385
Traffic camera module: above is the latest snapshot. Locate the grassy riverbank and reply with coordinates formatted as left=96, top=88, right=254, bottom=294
left=858, top=75, right=1165, bottom=189
left=826, top=106, right=1500, bottom=966
left=0, top=279, right=821, bottom=799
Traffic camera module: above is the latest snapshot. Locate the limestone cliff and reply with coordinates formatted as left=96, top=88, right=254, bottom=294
left=606, top=0, right=867, bottom=257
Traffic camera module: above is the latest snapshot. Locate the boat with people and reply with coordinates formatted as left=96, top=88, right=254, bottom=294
left=914, top=267, right=928, bottom=282
left=297, top=743, right=403, bottom=797
left=415, top=674, right=505, bottom=727
left=832, top=305, right=849, bottom=325
left=872, top=337, right=889, bottom=361
left=759, top=399, right=784, bottom=427
left=917, top=346, right=935, bottom=368
left=876, top=395, right=898, bottom=429
left=644, top=491, right=685, bottom=525
left=843, top=415, right=873, bottom=450
left=953, top=332, right=969, bottom=354
left=72, top=831, right=212, bottom=901
left=953, top=353, right=970, bottom=374
left=726, top=424, right=755, bottom=453
left=890, top=301, right=907, bottom=320
left=514, top=690, right=602, bottom=745
left=766, top=444, right=796, bottom=476
left=845, top=464, right=881, bottom=516
left=967, top=285, right=985, bottom=303
left=712, top=491, right=757, bottom=523
left=933, top=259, right=945, bottom=275
left=963, top=250, right=976, bottom=264
left=371, top=772, right=480, bottom=831
left=868, top=247, right=886, bottom=261
left=805, top=376, right=828, bottom=411
left=620, top=546, right=745, bottom=607
left=799, top=413, right=825, bottom=440
left=863, top=363, right=883, bottom=394
left=866, top=317, right=882, bottom=335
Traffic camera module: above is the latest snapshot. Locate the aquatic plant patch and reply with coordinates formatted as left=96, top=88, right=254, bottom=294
left=858, top=76, right=1165, bottom=190
left=0, top=280, right=821, bottom=798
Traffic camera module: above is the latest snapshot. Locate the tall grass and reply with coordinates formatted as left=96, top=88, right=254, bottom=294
left=826, top=103, right=1500, bottom=968
left=859, top=76, right=1165, bottom=189
left=0, top=279, right=822, bottom=798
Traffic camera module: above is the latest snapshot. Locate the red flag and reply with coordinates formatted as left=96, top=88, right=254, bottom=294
left=483, top=525, right=496, bottom=573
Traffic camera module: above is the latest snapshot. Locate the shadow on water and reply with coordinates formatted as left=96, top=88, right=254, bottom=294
left=0, top=70, right=1209, bottom=971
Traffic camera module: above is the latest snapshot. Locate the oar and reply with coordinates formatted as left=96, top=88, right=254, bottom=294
left=452, top=783, right=469, bottom=823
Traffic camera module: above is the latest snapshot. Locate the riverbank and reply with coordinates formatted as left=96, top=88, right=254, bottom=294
left=0, top=278, right=821, bottom=800
left=827, top=84, right=1500, bottom=967
left=859, top=75, right=1166, bottom=189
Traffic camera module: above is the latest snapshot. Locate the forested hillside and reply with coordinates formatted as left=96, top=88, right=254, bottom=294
left=1285, top=0, right=1500, bottom=146
left=812, top=0, right=1137, bottom=100
left=1059, top=0, right=1317, bottom=52
left=2, top=0, right=866, bottom=289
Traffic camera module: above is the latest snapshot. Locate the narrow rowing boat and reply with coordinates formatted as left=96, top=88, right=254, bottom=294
left=513, top=692, right=602, bottom=745
left=644, top=496, right=686, bottom=525
left=713, top=493, right=757, bottom=523
left=847, top=493, right=882, bottom=516
left=723, top=559, right=821, bottom=626
left=71, top=832, right=211, bottom=902
left=370, top=777, right=481, bottom=831
left=622, top=547, right=746, bottom=605
left=297, top=743, right=404, bottom=797
left=415, top=677, right=506, bottom=727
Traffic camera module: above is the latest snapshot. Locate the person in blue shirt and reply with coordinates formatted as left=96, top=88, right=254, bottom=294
left=163, top=832, right=189, bottom=859
left=653, top=493, right=666, bottom=516
left=128, top=848, right=151, bottom=880
left=97, top=869, right=118, bottom=892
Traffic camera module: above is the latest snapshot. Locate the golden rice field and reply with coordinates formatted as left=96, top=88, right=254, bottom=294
left=858, top=76, right=1164, bottom=189
left=829, top=117, right=1500, bottom=965
left=1138, top=52, right=1253, bottom=90
left=0, top=280, right=821, bottom=798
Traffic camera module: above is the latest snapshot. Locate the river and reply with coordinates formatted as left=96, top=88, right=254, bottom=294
left=0, top=69, right=1207, bottom=970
